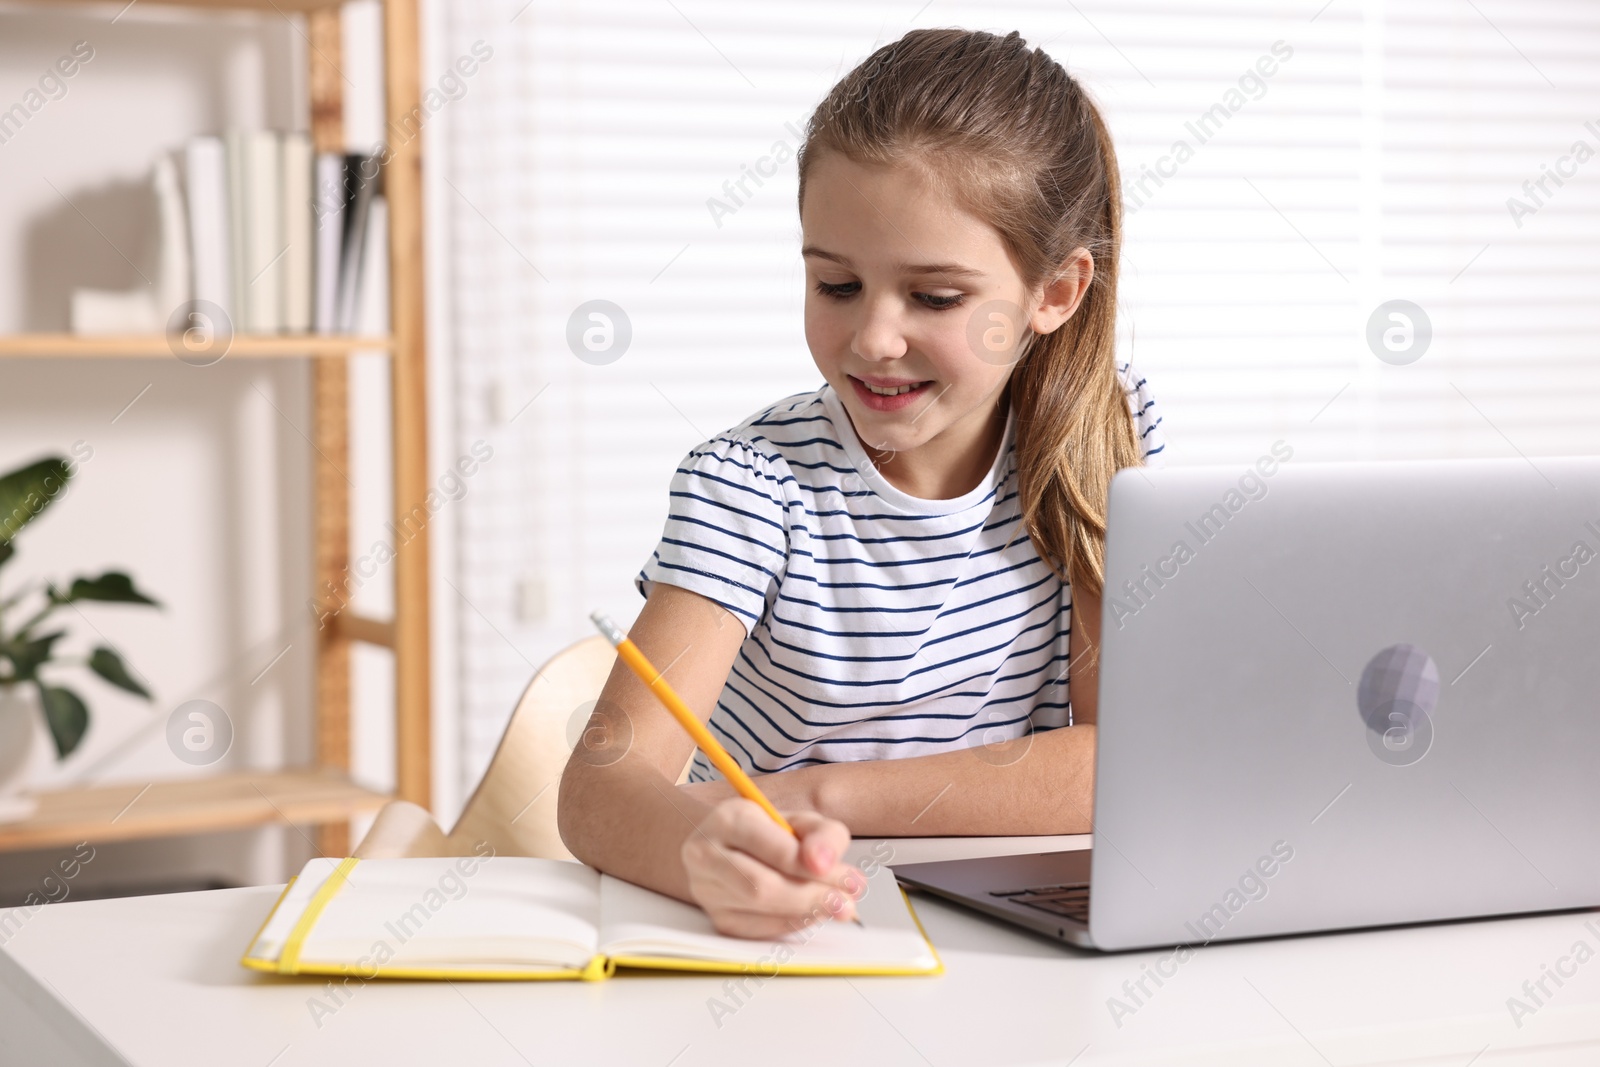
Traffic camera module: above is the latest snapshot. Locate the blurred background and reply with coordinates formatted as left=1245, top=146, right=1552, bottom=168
left=0, top=0, right=1595, bottom=902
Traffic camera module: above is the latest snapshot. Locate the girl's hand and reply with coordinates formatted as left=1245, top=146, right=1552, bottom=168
left=682, top=797, right=866, bottom=939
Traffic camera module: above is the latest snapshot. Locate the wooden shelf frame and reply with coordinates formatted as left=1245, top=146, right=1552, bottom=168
left=55, top=0, right=350, bottom=10
left=0, top=770, right=391, bottom=852
left=0, top=0, right=430, bottom=855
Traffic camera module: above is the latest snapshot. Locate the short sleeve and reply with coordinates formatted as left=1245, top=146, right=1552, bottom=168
left=634, top=434, right=792, bottom=635
left=1119, top=361, right=1168, bottom=468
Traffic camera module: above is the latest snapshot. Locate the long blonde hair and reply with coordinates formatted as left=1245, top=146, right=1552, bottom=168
left=796, top=28, right=1142, bottom=602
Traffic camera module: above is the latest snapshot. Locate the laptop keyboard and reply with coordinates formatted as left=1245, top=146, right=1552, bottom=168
left=989, top=883, right=1090, bottom=923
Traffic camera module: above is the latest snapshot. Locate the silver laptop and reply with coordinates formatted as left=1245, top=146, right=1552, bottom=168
left=893, top=453, right=1600, bottom=951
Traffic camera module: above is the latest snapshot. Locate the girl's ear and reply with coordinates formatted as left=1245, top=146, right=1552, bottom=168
left=1029, top=247, right=1095, bottom=335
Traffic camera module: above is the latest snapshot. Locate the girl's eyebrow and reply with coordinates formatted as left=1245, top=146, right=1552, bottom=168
left=801, top=245, right=986, bottom=281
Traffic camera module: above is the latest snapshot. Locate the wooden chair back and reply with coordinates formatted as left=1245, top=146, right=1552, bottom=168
left=353, top=633, right=694, bottom=860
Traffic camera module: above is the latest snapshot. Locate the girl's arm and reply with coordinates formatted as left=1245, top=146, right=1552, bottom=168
left=681, top=582, right=1104, bottom=837
left=557, top=583, right=864, bottom=938
left=690, top=721, right=1097, bottom=836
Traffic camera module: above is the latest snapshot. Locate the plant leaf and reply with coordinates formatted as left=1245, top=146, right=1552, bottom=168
left=1, top=629, right=66, bottom=684
left=88, top=645, right=152, bottom=700
left=0, top=457, right=71, bottom=547
left=37, top=683, right=88, bottom=759
left=53, top=571, right=161, bottom=608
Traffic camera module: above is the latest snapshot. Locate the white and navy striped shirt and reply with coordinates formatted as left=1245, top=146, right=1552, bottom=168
left=635, top=361, right=1168, bottom=782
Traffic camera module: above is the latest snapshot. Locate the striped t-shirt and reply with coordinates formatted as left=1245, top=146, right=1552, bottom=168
left=635, top=361, right=1168, bottom=783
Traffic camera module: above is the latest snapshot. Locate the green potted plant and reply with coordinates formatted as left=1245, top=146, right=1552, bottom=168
left=0, top=456, right=161, bottom=809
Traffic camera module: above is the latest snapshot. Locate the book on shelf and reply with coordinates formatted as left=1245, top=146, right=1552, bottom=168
left=238, top=130, right=282, bottom=333
left=280, top=132, right=313, bottom=334
left=176, top=132, right=386, bottom=340
left=242, top=855, right=943, bottom=982
left=356, top=195, right=390, bottom=336
left=184, top=136, right=233, bottom=323
left=312, top=152, right=345, bottom=334
left=222, top=130, right=252, bottom=331
left=69, top=130, right=386, bottom=339
left=336, top=151, right=383, bottom=335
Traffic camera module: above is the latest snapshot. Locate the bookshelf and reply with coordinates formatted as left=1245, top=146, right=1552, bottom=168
left=0, top=334, right=392, bottom=358
left=0, top=0, right=431, bottom=858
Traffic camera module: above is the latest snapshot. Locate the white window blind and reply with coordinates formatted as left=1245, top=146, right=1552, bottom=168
left=434, top=0, right=1600, bottom=790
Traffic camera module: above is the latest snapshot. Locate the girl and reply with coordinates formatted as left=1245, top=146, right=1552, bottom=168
left=558, top=27, right=1167, bottom=939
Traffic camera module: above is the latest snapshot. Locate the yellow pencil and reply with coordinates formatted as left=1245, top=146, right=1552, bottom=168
left=590, top=611, right=862, bottom=926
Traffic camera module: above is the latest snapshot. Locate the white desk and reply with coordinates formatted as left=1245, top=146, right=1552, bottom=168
left=4, top=834, right=1600, bottom=1066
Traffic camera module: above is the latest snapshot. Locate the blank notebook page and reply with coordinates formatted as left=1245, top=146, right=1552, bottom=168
left=597, top=863, right=937, bottom=969
left=285, top=857, right=602, bottom=970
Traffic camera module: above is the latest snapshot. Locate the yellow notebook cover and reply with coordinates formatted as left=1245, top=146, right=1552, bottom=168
left=241, top=855, right=943, bottom=982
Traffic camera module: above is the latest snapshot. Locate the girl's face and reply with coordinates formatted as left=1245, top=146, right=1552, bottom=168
left=800, top=151, right=1089, bottom=485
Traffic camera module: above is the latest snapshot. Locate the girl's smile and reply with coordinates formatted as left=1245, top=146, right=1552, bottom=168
left=847, top=374, right=935, bottom=411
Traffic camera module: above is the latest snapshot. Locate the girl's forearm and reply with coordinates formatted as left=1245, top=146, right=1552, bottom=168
left=557, top=758, right=716, bottom=904
left=682, top=724, right=1097, bottom=837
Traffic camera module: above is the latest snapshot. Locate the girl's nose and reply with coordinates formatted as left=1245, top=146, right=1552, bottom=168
left=850, top=299, right=908, bottom=362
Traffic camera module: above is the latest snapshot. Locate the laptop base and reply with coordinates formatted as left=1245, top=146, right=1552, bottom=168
left=892, top=849, right=1096, bottom=948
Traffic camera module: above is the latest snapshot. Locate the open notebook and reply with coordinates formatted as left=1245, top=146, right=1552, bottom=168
left=242, top=855, right=943, bottom=981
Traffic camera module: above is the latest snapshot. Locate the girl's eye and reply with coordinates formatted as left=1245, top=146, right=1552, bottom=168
left=917, top=292, right=964, bottom=311
left=812, top=280, right=964, bottom=311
